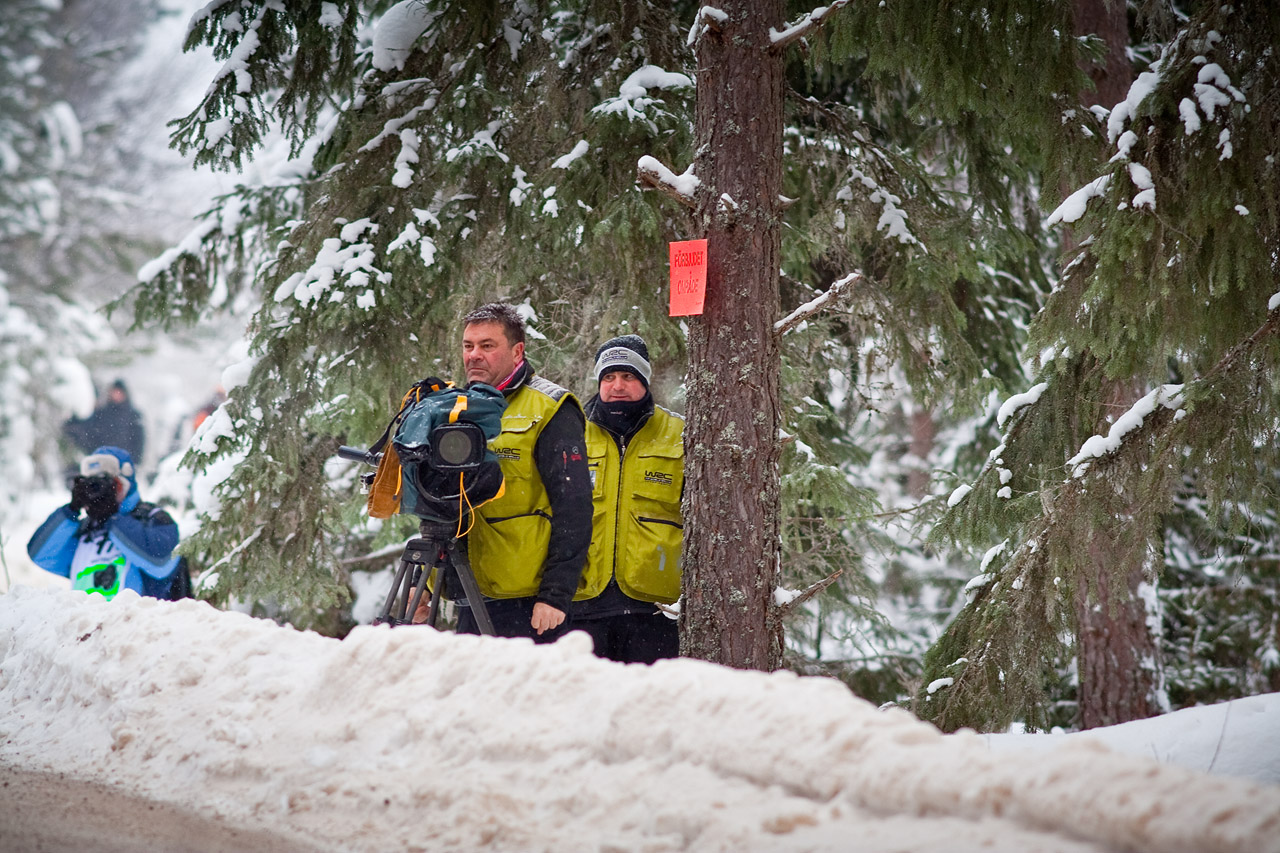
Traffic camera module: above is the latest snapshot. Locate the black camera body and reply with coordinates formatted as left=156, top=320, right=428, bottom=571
left=72, top=474, right=120, bottom=522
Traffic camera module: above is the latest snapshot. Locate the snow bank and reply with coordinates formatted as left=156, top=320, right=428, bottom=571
left=985, top=693, right=1280, bottom=785
left=1, top=588, right=1277, bottom=852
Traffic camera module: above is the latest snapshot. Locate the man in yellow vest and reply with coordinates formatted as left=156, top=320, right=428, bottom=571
left=458, top=303, right=592, bottom=641
left=573, top=335, right=684, bottom=663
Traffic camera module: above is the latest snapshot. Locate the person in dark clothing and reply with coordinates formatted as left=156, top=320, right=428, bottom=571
left=573, top=335, right=683, bottom=663
left=454, top=303, right=592, bottom=642
left=28, top=446, right=185, bottom=601
left=62, top=379, right=146, bottom=463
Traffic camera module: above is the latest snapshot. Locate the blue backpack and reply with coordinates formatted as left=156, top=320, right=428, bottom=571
left=365, top=378, right=506, bottom=522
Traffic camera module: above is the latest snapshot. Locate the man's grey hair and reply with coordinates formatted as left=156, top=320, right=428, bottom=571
left=462, top=303, right=525, bottom=346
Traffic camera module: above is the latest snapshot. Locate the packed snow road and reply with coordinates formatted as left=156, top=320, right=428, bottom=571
left=0, top=766, right=328, bottom=852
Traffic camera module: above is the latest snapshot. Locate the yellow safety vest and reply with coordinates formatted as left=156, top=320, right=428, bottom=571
left=583, top=405, right=684, bottom=603
left=466, top=377, right=580, bottom=599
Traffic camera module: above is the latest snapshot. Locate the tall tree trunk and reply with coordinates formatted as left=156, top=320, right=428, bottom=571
left=906, top=406, right=936, bottom=500
left=680, top=0, right=786, bottom=670
left=1071, top=0, right=1164, bottom=728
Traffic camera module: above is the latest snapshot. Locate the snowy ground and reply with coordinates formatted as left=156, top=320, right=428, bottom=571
left=1, top=587, right=1278, bottom=853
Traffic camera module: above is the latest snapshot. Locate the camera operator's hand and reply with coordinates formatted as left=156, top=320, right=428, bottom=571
left=69, top=475, right=89, bottom=514
left=531, top=602, right=565, bottom=636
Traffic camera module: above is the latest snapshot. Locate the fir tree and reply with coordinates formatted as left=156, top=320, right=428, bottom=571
left=134, top=0, right=1086, bottom=675
left=133, top=1, right=699, bottom=629
left=925, top=0, right=1280, bottom=731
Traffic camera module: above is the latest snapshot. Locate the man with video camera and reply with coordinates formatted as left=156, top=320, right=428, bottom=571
left=457, top=303, right=592, bottom=641
left=28, top=446, right=185, bottom=601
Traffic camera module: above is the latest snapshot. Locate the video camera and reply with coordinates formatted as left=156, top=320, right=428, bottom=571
left=338, top=378, right=506, bottom=522
left=336, top=378, right=505, bottom=633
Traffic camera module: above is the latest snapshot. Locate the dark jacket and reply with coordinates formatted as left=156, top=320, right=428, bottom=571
left=63, top=401, right=146, bottom=461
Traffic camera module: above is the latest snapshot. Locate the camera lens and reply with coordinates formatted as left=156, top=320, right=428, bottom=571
left=436, top=427, right=477, bottom=466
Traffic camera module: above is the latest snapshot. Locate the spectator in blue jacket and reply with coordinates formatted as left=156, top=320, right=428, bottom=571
left=28, top=446, right=186, bottom=600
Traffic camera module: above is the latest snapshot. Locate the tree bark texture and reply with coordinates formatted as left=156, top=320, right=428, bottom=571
left=907, top=407, right=936, bottom=500
left=1070, top=0, right=1163, bottom=728
left=680, top=0, right=786, bottom=670
left=1074, top=520, right=1162, bottom=728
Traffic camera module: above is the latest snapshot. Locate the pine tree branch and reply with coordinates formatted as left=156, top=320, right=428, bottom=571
left=775, top=569, right=844, bottom=619
left=770, top=1, right=851, bottom=50
left=636, top=155, right=699, bottom=209
left=339, top=542, right=406, bottom=569
left=775, top=271, right=862, bottom=336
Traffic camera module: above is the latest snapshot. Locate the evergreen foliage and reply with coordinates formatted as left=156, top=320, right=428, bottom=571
left=132, top=0, right=1091, bottom=670
left=136, top=0, right=1277, bottom=724
left=133, top=1, right=701, bottom=626
left=924, top=0, right=1280, bottom=731
left=767, top=0, right=1084, bottom=686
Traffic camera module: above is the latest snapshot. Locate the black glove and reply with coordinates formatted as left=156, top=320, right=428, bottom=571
left=69, top=477, right=87, bottom=514
left=73, top=475, right=119, bottom=523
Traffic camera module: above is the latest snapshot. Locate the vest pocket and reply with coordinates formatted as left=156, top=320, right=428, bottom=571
left=621, top=510, right=682, bottom=603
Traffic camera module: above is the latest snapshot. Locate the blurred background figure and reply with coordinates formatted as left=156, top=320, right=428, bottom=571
left=61, top=379, right=146, bottom=465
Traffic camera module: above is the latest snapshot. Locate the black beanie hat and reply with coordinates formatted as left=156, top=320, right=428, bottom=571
left=593, top=334, right=652, bottom=389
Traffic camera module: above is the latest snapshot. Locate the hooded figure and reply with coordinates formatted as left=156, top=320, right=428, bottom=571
left=28, top=446, right=183, bottom=600
left=62, top=379, right=146, bottom=462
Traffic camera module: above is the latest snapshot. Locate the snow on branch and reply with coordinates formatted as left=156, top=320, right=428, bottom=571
left=1045, top=175, right=1110, bottom=228
left=686, top=6, right=728, bottom=47
left=775, top=271, right=862, bottom=335
left=770, top=1, right=850, bottom=50
left=774, top=569, right=844, bottom=618
left=996, top=382, right=1049, bottom=429
left=1066, top=384, right=1185, bottom=478
left=637, top=155, right=699, bottom=208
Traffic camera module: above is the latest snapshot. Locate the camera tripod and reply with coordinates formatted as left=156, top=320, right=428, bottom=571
left=375, top=517, right=495, bottom=635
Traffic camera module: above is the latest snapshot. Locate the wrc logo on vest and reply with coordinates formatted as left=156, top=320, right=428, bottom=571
left=644, top=470, right=673, bottom=486
left=495, top=448, right=521, bottom=460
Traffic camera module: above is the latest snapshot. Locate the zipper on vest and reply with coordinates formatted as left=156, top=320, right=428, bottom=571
left=611, top=437, right=627, bottom=575
left=638, top=516, right=683, bottom=529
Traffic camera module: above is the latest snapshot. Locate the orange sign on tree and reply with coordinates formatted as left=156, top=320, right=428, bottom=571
left=668, top=239, right=708, bottom=316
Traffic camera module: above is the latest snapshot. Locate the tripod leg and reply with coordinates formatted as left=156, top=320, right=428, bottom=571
left=376, top=558, right=412, bottom=625
left=425, top=568, right=444, bottom=628
left=395, top=564, right=421, bottom=622
left=406, top=560, right=432, bottom=623
left=447, top=541, right=496, bottom=636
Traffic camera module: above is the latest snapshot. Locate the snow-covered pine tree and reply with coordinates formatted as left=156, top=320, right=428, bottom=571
left=131, top=1, right=699, bottom=627
left=766, top=1, right=1083, bottom=687
left=925, top=0, right=1280, bottom=732
left=132, top=0, right=1084, bottom=668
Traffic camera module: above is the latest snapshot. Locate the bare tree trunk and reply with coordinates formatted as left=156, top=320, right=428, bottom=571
left=1071, top=0, right=1164, bottom=728
left=906, top=407, right=936, bottom=500
left=1074, top=516, right=1163, bottom=728
left=680, top=0, right=786, bottom=670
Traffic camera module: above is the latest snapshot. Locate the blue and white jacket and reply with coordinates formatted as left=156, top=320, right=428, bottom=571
left=28, top=477, right=180, bottom=600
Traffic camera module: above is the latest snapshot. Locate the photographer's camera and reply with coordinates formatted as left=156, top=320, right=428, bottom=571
left=72, top=474, right=119, bottom=523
